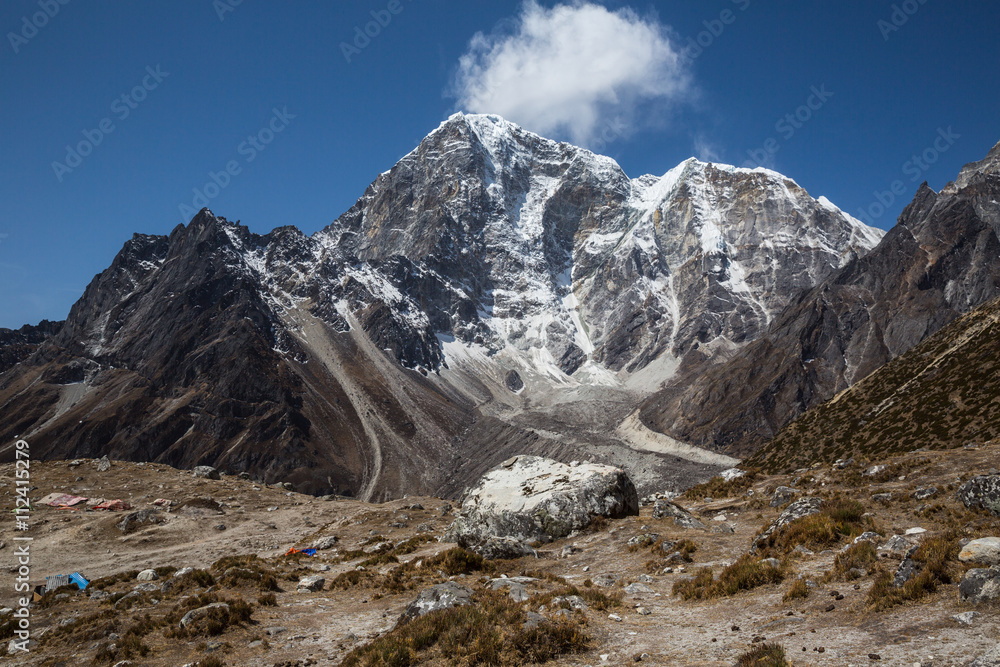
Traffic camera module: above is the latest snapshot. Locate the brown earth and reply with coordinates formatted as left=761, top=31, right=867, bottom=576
left=1, top=444, right=999, bottom=666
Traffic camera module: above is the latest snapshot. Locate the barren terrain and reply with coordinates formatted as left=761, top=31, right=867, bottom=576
left=2, top=443, right=999, bottom=666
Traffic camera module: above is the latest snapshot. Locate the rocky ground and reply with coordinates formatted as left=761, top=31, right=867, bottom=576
left=2, top=443, right=999, bottom=666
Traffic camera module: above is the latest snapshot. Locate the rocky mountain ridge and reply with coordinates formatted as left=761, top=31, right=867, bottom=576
left=0, top=114, right=882, bottom=498
left=640, top=139, right=1000, bottom=457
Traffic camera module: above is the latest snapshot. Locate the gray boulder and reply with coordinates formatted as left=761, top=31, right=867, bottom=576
left=592, top=573, right=619, bottom=588
left=652, top=499, right=706, bottom=530
left=770, top=486, right=797, bottom=507
left=912, top=487, right=938, bottom=500
left=878, top=535, right=915, bottom=557
left=446, top=456, right=637, bottom=547
left=296, top=575, right=325, bottom=592
left=960, top=537, right=1000, bottom=566
left=959, top=566, right=1000, bottom=604
left=970, top=645, right=1000, bottom=667
left=193, top=466, right=220, bottom=480
left=957, top=475, right=1000, bottom=515
left=180, top=602, right=229, bottom=628
left=893, top=558, right=919, bottom=587
left=310, top=536, right=339, bottom=551
left=400, top=582, right=472, bottom=623
left=489, top=578, right=529, bottom=602
left=96, top=455, right=111, bottom=472
left=117, top=509, right=163, bottom=535
left=136, top=569, right=159, bottom=582
left=550, top=594, right=587, bottom=610
left=750, top=497, right=822, bottom=551
left=624, top=582, right=653, bottom=595
left=953, top=611, right=979, bottom=625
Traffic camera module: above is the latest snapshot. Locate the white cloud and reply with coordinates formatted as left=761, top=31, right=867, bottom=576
left=451, top=1, right=689, bottom=147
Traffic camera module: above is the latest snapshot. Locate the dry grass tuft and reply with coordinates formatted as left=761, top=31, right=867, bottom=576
left=684, top=470, right=760, bottom=501
left=340, top=588, right=589, bottom=667
left=673, top=554, right=784, bottom=600
left=735, top=641, right=790, bottom=666
left=756, top=497, right=875, bottom=555
left=782, top=578, right=810, bottom=601
left=830, top=541, right=878, bottom=580
left=866, top=532, right=962, bottom=611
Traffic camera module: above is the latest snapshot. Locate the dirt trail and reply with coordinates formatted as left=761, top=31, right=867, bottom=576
left=281, top=305, right=385, bottom=502
left=616, top=410, right=740, bottom=467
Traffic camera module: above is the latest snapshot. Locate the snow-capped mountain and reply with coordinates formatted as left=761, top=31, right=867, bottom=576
left=318, top=113, right=880, bottom=384
left=641, top=140, right=1000, bottom=458
left=0, top=113, right=883, bottom=499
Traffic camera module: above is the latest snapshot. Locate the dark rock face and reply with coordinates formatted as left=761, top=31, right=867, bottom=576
left=0, top=320, right=62, bottom=374
left=474, top=536, right=537, bottom=560
left=957, top=476, right=1000, bottom=515
left=504, top=370, right=524, bottom=392
left=893, top=558, right=919, bottom=587
left=642, top=141, right=1000, bottom=457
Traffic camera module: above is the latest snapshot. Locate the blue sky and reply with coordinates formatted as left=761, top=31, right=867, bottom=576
left=1, top=1, right=998, bottom=329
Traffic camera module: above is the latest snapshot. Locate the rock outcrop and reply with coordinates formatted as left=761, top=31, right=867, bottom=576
left=446, top=456, right=638, bottom=549
left=959, top=566, right=1000, bottom=604
left=959, top=537, right=1000, bottom=565
left=651, top=499, right=706, bottom=530
left=751, top=497, right=822, bottom=551
left=399, top=582, right=472, bottom=624
left=957, top=475, right=1000, bottom=515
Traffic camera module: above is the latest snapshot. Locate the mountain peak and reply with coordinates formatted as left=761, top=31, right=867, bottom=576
left=951, top=138, right=1000, bottom=190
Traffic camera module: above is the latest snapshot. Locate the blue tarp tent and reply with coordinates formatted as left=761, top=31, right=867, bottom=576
left=45, top=572, right=89, bottom=592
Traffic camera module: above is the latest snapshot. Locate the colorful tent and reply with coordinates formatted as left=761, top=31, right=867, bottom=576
left=92, top=499, right=131, bottom=511
left=44, top=572, right=89, bottom=592
left=284, top=548, right=317, bottom=557
left=39, top=493, right=89, bottom=507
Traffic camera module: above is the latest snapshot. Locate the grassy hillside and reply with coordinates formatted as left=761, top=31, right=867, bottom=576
left=747, top=296, right=1000, bottom=472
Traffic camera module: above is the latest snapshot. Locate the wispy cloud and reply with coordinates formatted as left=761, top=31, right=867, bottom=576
left=450, top=1, right=690, bottom=147
left=693, top=135, right=721, bottom=163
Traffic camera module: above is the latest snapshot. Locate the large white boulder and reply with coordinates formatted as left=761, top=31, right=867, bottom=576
left=446, top=456, right=638, bottom=548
